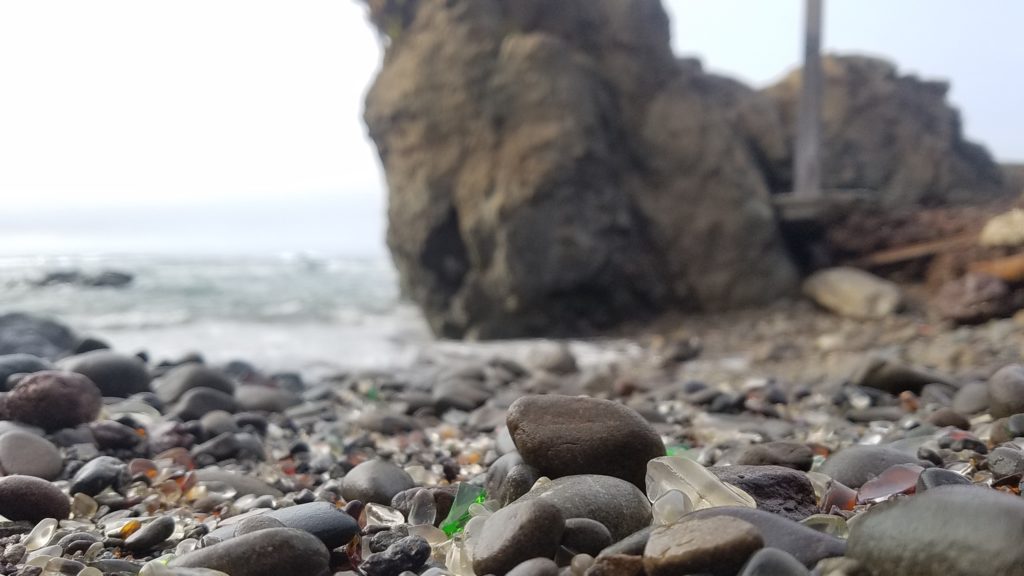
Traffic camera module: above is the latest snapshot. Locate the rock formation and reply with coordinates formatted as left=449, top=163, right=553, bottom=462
left=361, top=1, right=1007, bottom=338
left=363, top=0, right=796, bottom=338
left=764, top=55, right=1005, bottom=206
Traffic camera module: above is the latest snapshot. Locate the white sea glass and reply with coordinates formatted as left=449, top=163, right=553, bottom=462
left=645, top=456, right=756, bottom=509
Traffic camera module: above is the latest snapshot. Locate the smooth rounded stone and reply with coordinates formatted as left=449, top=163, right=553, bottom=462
left=951, top=381, right=989, bottom=415
left=234, top=384, right=299, bottom=413
left=486, top=452, right=541, bottom=507
left=926, top=407, right=970, bottom=430
left=432, top=378, right=490, bottom=413
left=817, top=445, right=924, bottom=488
left=848, top=485, right=1024, bottom=576
left=5, top=370, right=102, bottom=431
left=561, top=518, right=612, bottom=556
left=733, top=442, right=814, bottom=471
left=987, top=446, right=1024, bottom=479
left=914, top=467, right=971, bottom=492
left=507, top=557, right=559, bottom=576
left=171, top=388, right=239, bottom=421
left=125, top=515, right=175, bottom=551
left=0, top=430, right=62, bottom=480
left=263, top=501, right=359, bottom=548
left=361, top=535, right=432, bottom=576
left=90, top=420, right=142, bottom=449
left=391, top=485, right=457, bottom=527
left=845, top=406, right=904, bottom=423
left=738, top=547, right=810, bottom=576
left=849, top=355, right=951, bottom=395
left=191, top=432, right=243, bottom=462
left=169, top=527, right=329, bottom=576
left=708, top=466, right=818, bottom=521
left=803, top=268, right=901, bottom=320
left=72, top=336, right=110, bottom=354
left=199, top=410, right=239, bottom=438
left=988, top=364, right=1024, bottom=418
left=156, top=364, right=235, bottom=404
left=0, top=475, right=70, bottom=522
left=507, top=395, right=665, bottom=488
left=59, top=350, right=152, bottom=398
left=342, top=460, right=415, bottom=505
left=584, top=554, right=644, bottom=576
left=684, top=508, right=846, bottom=568
left=233, top=514, right=285, bottom=536
left=70, top=456, right=129, bottom=496
left=517, top=475, right=652, bottom=541
left=0, top=313, right=76, bottom=360
left=472, top=500, right=565, bottom=576
left=356, top=410, right=420, bottom=435
left=194, top=469, right=283, bottom=498
left=643, top=516, right=763, bottom=576
left=0, top=354, right=52, bottom=390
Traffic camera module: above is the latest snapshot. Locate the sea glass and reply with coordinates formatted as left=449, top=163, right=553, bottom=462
left=408, top=489, right=437, bottom=526
left=820, top=480, right=857, bottom=512
left=800, top=514, right=849, bottom=539
left=23, top=518, right=58, bottom=551
left=645, top=456, right=756, bottom=509
left=440, top=484, right=486, bottom=537
left=857, top=464, right=923, bottom=504
left=445, top=535, right=476, bottom=576
left=364, top=503, right=405, bottom=527
left=71, top=493, right=99, bottom=520
left=652, top=489, right=692, bottom=525
left=42, top=557, right=85, bottom=575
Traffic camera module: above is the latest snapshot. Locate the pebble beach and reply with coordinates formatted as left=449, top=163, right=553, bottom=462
left=0, top=302, right=1022, bottom=576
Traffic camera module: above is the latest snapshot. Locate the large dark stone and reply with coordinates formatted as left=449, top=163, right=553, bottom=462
left=0, top=314, right=76, bottom=360
left=341, top=459, right=415, bottom=505
left=60, top=350, right=152, bottom=398
left=6, top=370, right=102, bottom=431
left=0, top=475, right=70, bottom=522
left=169, top=527, right=330, bottom=576
left=818, top=445, right=924, bottom=488
left=507, top=395, right=664, bottom=488
left=473, top=500, right=565, bottom=576
left=709, top=465, right=818, bottom=521
left=516, top=474, right=651, bottom=541
left=848, top=486, right=1024, bottom=576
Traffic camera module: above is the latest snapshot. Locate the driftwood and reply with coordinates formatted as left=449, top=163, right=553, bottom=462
left=970, top=252, right=1024, bottom=283
left=850, top=234, right=978, bottom=267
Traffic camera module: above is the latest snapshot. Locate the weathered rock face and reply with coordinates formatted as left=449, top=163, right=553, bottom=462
left=363, top=0, right=798, bottom=338
left=764, top=55, right=1005, bottom=206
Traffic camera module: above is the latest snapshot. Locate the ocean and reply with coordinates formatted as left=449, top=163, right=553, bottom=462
left=0, top=254, right=434, bottom=373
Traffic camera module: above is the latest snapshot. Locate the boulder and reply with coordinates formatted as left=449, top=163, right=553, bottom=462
left=362, top=0, right=796, bottom=338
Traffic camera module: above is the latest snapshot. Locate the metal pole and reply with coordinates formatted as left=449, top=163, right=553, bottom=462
left=794, top=0, right=823, bottom=198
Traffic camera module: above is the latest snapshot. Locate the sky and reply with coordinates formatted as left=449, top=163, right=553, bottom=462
left=0, top=0, right=1020, bottom=257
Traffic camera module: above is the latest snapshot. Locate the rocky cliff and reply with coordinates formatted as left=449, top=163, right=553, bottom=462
left=361, top=0, right=1005, bottom=338
left=763, top=55, right=1005, bottom=205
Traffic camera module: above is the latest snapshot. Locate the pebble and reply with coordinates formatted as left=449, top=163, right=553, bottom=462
left=988, top=364, right=1024, bottom=418
left=233, top=514, right=285, bottom=536
left=171, top=388, right=239, bottom=421
left=0, top=430, right=63, bottom=480
left=193, top=469, right=283, bottom=498
left=986, top=446, right=1024, bottom=479
left=169, top=527, right=329, bottom=576
left=472, top=500, right=565, bottom=576
left=914, top=468, right=971, bottom=492
left=342, top=459, right=415, bottom=505
left=69, top=456, right=129, bottom=496
left=0, top=354, right=51, bottom=390
left=261, top=501, right=359, bottom=549
left=708, top=466, right=818, bottom=521
left=517, top=475, right=652, bottom=541
left=738, top=547, right=810, bottom=576
left=585, top=554, right=644, bottom=576
left=683, top=508, right=846, bottom=568
left=817, top=445, right=924, bottom=488
left=156, top=364, right=236, bottom=404
left=234, top=384, right=299, bottom=413
left=486, top=452, right=541, bottom=506
left=643, top=516, right=763, bottom=576
left=847, top=485, right=1024, bottom=576
left=507, top=395, right=665, bottom=488
left=5, top=371, right=102, bottom=431
left=361, top=535, right=432, bottom=576
left=733, top=442, right=814, bottom=471
left=125, top=515, right=176, bottom=551
left=991, top=413, right=1024, bottom=444
left=507, top=557, right=560, bottom=576
left=926, top=407, right=970, bottom=430
left=0, top=475, right=70, bottom=522
left=561, top=518, right=613, bottom=556
left=951, top=381, right=989, bottom=415
left=59, top=350, right=152, bottom=398
left=199, top=410, right=239, bottom=437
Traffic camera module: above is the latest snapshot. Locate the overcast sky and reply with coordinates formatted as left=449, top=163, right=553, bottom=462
left=0, top=1, right=1020, bottom=257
